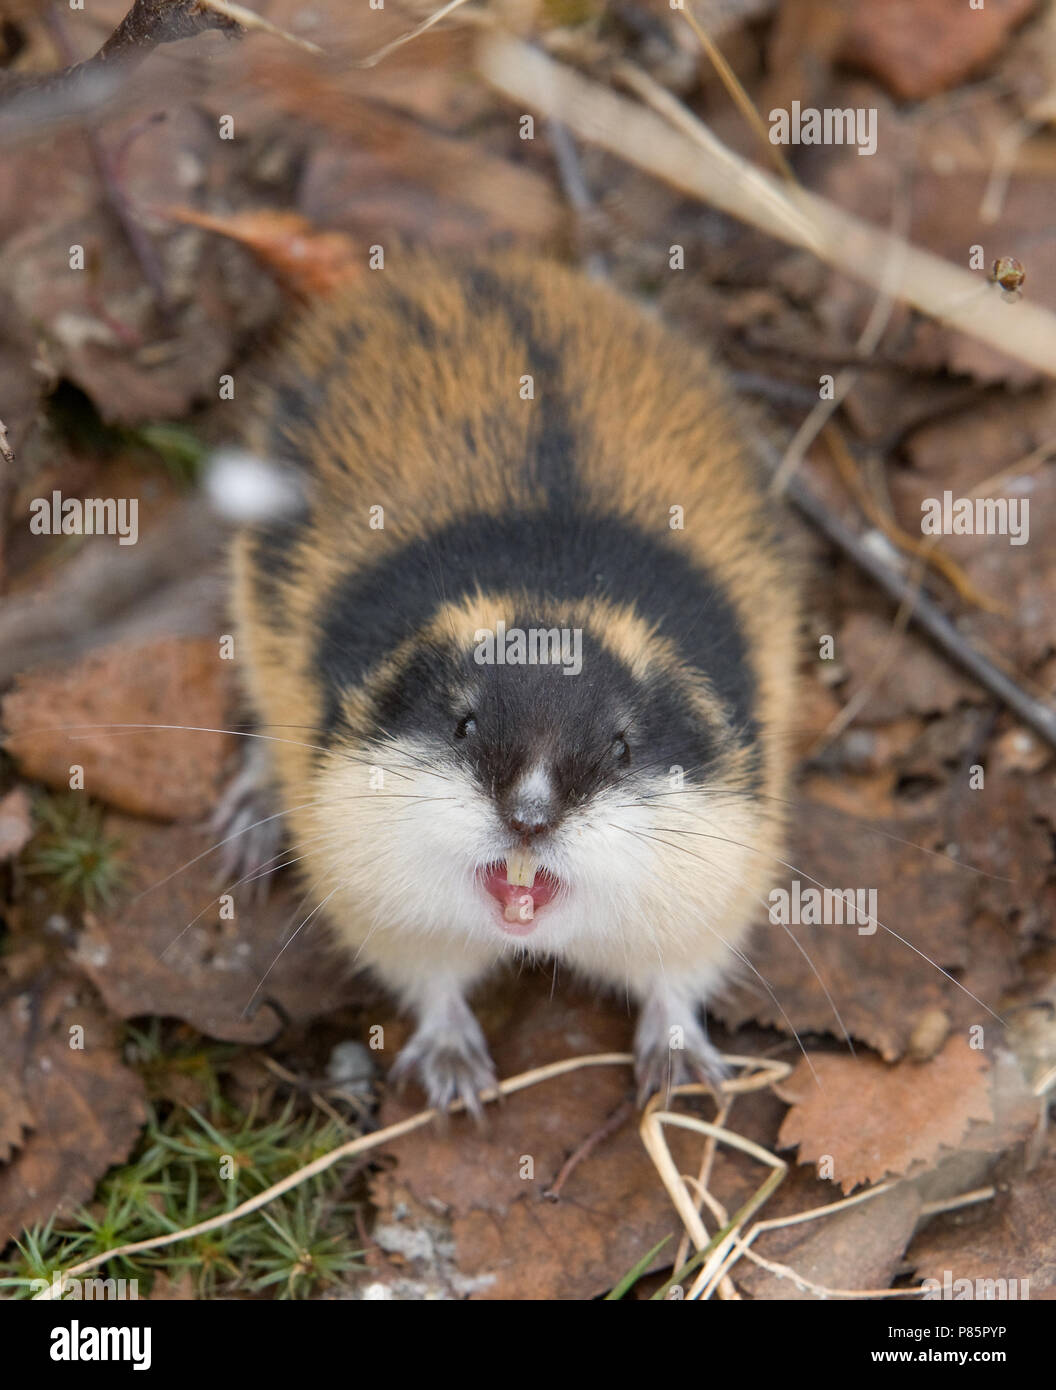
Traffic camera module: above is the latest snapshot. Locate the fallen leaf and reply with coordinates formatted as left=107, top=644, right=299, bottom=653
left=776, top=1036, right=994, bottom=1194
left=737, top=1175, right=923, bottom=1299
left=0, top=104, right=279, bottom=427
left=834, top=612, right=976, bottom=723
left=893, top=391, right=1056, bottom=668
left=738, top=1039, right=1040, bottom=1297
left=717, top=755, right=1052, bottom=1059
left=3, top=636, right=237, bottom=821
left=0, top=974, right=148, bottom=1240
left=714, top=801, right=976, bottom=1058
left=907, top=1144, right=1056, bottom=1298
left=0, top=1003, right=33, bottom=1165
left=372, top=973, right=699, bottom=1300
left=74, top=819, right=369, bottom=1043
left=839, top=0, right=1036, bottom=101
left=159, top=206, right=361, bottom=300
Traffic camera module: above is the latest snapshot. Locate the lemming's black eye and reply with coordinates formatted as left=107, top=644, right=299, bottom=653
left=612, top=735, right=630, bottom=763
left=455, top=714, right=477, bottom=739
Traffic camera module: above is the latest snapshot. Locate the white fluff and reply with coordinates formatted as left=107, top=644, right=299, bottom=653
left=205, top=449, right=304, bottom=523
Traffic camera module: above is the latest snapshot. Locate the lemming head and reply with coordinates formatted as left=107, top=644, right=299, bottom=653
left=306, top=591, right=766, bottom=977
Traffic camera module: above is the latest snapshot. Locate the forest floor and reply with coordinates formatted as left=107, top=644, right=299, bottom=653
left=0, top=0, right=1053, bottom=1300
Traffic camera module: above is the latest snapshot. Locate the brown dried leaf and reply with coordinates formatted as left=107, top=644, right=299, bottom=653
left=717, top=755, right=1051, bottom=1058
left=0, top=106, right=278, bottom=426
left=907, top=1145, right=1056, bottom=1298
left=159, top=206, right=361, bottom=300
left=0, top=1006, right=33, bottom=1164
left=776, top=1037, right=993, bottom=1194
left=738, top=1042, right=1039, bottom=1297
left=839, top=0, right=1036, bottom=101
left=265, top=88, right=562, bottom=248
left=74, top=819, right=366, bottom=1043
left=372, top=974, right=697, bottom=1300
left=737, top=1176, right=923, bottom=1299
left=715, top=802, right=975, bottom=1058
left=893, top=390, right=1056, bottom=669
left=0, top=975, right=148, bottom=1240
left=835, top=612, right=976, bottom=723
left=3, top=636, right=237, bottom=821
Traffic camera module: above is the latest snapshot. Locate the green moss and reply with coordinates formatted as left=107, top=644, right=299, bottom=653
left=0, top=1024, right=365, bottom=1300
left=24, top=792, right=127, bottom=910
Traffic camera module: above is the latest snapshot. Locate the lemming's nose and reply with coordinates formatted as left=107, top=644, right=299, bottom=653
left=507, top=814, right=550, bottom=839
left=503, top=766, right=557, bottom=840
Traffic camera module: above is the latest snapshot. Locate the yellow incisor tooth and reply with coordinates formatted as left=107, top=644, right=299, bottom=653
left=505, top=849, right=538, bottom=888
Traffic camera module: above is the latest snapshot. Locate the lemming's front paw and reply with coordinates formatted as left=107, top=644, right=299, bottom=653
left=210, top=741, right=283, bottom=892
left=633, top=1004, right=728, bottom=1107
left=389, top=1018, right=498, bottom=1123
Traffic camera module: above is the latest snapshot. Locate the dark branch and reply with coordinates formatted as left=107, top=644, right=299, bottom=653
left=780, top=465, right=1056, bottom=753
left=0, top=0, right=242, bottom=121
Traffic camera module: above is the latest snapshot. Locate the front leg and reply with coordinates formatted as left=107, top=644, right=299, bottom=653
left=210, top=737, right=284, bottom=890
left=386, top=964, right=498, bottom=1122
left=633, top=977, right=728, bottom=1106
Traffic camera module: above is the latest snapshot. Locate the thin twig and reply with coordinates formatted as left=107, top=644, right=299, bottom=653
left=32, top=1051, right=633, bottom=1299
left=817, top=444, right=1054, bottom=750
left=782, top=465, right=1056, bottom=750
left=637, top=1063, right=791, bottom=1299
left=478, top=34, right=1056, bottom=377
left=195, top=0, right=322, bottom=53
left=0, top=0, right=241, bottom=109
left=699, top=1179, right=903, bottom=1299
left=732, top=1242, right=925, bottom=1299
left=0, top=0, right=317, bottom=131
left=544, top=1099, right=634, bottom=1199
left=678, top=6, right=795, bottom=184
left=919, top=1186, right=995, bottom=1218
left=350, top=0, right=475, bottom=69
left=547, top=118, right=608, bottom=282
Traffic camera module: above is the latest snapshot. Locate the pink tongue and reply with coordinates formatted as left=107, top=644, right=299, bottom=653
left=482, top=865, right=558, bottom=934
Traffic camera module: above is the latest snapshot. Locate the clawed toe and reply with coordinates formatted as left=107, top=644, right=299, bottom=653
left=390, top=1029, right=498, bottom=1124
left=209, top=744, right=283, bottom=892
left=634, top=1020, right=728, bottom=1107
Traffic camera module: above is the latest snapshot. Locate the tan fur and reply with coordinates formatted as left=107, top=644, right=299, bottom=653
left=235, top=254, right=796, bottom=792
left=230, top=256, right=799, bottom=1082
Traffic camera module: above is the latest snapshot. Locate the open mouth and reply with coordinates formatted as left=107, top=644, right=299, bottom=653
left=480, top=851, right=560, bottom=936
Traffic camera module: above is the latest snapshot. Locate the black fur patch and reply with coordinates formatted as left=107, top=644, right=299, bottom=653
left=268, top=382, right=318, bottom=461
left=381, top=285, right=440, bottom=350
left=316, top=508, right=759, bottom=780
left=267, top=317, right=366, bottom=468
left=248, top=511, right=308, bottom=620
left=464, top=267, right=579, bottom=507
left=369, top=626, right=721, bottom=811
